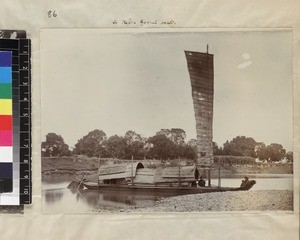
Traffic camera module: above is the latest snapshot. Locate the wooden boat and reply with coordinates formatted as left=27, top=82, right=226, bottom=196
left=69, top=162, right=256, bottom=196
left=68, top=49, right=257, bottom=196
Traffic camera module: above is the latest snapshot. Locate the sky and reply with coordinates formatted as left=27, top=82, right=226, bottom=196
left=41, top=29, right=293, bottom=151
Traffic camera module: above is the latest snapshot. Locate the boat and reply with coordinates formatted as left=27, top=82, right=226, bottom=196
left=68, top=162, right=256, bottom=195
left=68, top=48, right=257, bottom=196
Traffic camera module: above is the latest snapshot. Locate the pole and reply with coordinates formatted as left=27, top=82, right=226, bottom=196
left=218, top=156, right=221, bottom=188
left=131, top=155, right=134, bottom=186
left=98, top=156, right=100, bottom=187
left=178, top=157, right=181, bottom=187
left=208, top=169, right=211, bottom=187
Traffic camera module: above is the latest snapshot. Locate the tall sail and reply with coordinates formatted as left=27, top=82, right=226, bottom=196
left=185, top=50, right=214, bottom=169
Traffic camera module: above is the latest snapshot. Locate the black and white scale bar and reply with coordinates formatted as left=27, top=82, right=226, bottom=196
left=18, top=39, right=31, bottom=204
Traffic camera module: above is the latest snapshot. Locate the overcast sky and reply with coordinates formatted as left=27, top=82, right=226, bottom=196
left=41, top=29, right=293, bottom=151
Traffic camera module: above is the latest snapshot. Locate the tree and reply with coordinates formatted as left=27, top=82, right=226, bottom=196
left=155, top=128, right=187, bottom=159
left=267, top=143, right=286, bottom=162
left=105, top=135, right=127, bottom=158
left=223, top=136, right=257, bottom=157
left=73, top=129, right=107, bottom=157
left=255, top=142, right=287, bottom=162
left=285, top=151, right=293, bottom=163
left=222, top=140, right=231, bottom=155
left=213, top=142, right=223, bottom=155
left=124, top=130, right=143, bottom=144
left=187, top=139, right=197, bottom=148
left=182, top=144, right=197, bottom=160
left=42, top=133, right=71, bottom=157
left=156, top=128, right=186, bottom=145
left=124, top=130, right=145, bottom=159
left=146, top=134, right=176, bottom=160
left=186, top=139, right=198, bottom=159
left=255, top=142, right=268, bottom=160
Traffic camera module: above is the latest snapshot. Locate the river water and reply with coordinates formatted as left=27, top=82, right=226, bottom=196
left=42, top=174, right=293, bottom=214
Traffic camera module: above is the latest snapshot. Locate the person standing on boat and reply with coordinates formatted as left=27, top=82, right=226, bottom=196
left=198, top=177, right=206, bottom=187
left=191, top=180, right=197, bottom=187
left=240, top=176, right=249, bottom=187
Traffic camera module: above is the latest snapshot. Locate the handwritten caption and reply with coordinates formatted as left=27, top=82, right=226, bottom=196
left=112, top=18, right=176, bottom=26
left=47, top=10, right=57, bottom=18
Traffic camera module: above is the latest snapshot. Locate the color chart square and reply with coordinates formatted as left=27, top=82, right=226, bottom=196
left=0, top=67, right=12, bottom=83
left=0, top=52, right=12, bottom=67
left=0, top=147, right=13, bottom=163
left=0, top=99, right=12, bottom=115
left=0, top=163, right=12, bottom=178
left=0, top=115, right=12, bottom=130
left=0, top=83, right=12, bottom=99
left=0, top=131, right=12, bottom=146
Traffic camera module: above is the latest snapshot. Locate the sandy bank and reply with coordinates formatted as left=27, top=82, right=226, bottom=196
left=137, top=190, right=293, bottom=212
left=92, top=190, right=293, bottom=213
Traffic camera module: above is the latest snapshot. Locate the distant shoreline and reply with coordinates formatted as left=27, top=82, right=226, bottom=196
left=41, top=156, right=293, bottom=179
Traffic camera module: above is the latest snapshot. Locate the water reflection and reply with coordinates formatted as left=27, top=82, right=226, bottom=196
left=73, top=189, right=162, bottom=209
left=44, top=190, right=64, bottom=205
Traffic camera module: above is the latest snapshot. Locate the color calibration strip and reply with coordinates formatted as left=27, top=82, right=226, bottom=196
left=0, top=38, right=31, bottom=205
left=0, top=51, right=13, bottom=193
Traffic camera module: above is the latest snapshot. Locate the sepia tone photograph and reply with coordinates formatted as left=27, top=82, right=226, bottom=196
left=40, top=29, right=293, bottom=214
left=0, top=30, right=26, bottom=39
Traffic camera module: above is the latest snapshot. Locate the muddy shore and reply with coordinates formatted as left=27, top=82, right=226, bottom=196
left=91, top=190, right=293, bottom=213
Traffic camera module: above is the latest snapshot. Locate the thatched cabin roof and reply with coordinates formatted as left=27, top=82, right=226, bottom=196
left=98, top=162, right=144, bottom=180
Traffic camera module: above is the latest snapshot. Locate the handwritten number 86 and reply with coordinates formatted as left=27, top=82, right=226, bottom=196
left=47, top=10, right=57, bottom=18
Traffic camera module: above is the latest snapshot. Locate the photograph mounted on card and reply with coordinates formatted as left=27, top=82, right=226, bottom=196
left=40, top=29, right=293, bottom=214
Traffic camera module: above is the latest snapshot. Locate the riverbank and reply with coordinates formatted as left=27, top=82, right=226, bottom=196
left=91, top=190, right=293, bottom=213
left=0, top=205, right=23, bottom=214
left=42, top=156, right=293, bottom=178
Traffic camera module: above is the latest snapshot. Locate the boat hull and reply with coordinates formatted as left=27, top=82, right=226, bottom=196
left=79, top=180, right=256, bottom=195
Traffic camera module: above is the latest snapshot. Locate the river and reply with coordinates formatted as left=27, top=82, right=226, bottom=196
left=42, top=174, right=293, bottom=214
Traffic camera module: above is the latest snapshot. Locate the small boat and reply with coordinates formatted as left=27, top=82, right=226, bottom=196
left=68, top=162, right=256, bottom=196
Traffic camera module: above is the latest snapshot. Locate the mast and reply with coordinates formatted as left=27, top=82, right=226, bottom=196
left=178, top=157, right=181, bottom=187
left=185, top=47, right=214, bottom=186
left=131, top=155, right=134, bottom=186
left=218, top=156, right=221, bottom=188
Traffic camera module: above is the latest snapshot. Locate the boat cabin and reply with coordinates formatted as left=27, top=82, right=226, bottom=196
left=98, top=162, right=199, bottom=187
left=98, top=162, right=144, bottom=185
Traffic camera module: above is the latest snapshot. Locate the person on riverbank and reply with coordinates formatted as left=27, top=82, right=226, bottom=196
left=240, top=176, right=249, bottom=187
left=198, top=177, right=206, bottom=187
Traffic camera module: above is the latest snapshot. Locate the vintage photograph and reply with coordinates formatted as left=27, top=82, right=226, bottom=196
left=40, top=29, right=293, bottom=214
left=0, top=30, right=26, bottom=39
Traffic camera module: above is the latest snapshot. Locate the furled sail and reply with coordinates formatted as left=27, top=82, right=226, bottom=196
left=185, top=50, right=214, bottom=169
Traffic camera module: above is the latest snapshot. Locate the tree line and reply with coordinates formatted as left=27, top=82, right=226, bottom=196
left=41, top=129, right=293, bottom=163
